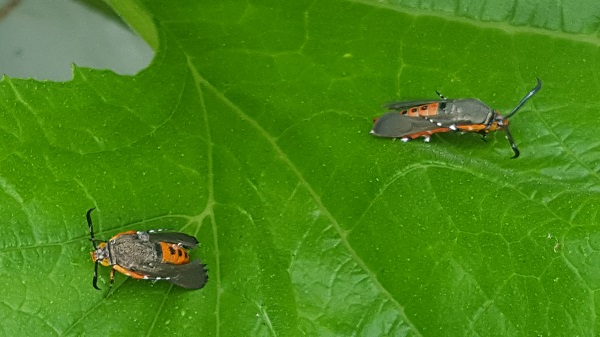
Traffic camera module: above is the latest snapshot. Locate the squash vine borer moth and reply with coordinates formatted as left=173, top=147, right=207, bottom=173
left=86, top=208, right=208, bottom=291
left=370, top=78, right=542, bottom=158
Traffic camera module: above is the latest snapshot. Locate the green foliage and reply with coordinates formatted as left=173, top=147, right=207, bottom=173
left=1, top=0, right=600, bottom=335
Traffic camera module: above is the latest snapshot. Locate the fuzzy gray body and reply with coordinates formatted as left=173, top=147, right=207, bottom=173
left=108, top=233, right=162, bottom=269
left=371, top=78, right=542, bottom=159
left=103, top=231, right=207, bottom=289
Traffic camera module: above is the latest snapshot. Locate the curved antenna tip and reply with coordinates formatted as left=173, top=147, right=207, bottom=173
left=504, top=78, right=542, bottom=119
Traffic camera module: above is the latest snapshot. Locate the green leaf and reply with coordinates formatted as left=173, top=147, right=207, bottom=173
left=1, top=0, right=600, bottom=335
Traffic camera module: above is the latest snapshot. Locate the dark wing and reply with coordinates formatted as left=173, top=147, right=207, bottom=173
left=387, top=98, right=492, bottom=125
left=169, top=260, right=208, bottom=289
left=385, top=100, right=445, bottom=110
left=418, top=114, right=474, bottom=126
left=147, top=231, right=199, bottom=249
left=132, top=260, right=208, bottom=289
left=371, top=112, right=442, bottom=138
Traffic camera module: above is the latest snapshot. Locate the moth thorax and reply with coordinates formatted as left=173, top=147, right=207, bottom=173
left=92, top=244, right=109, bottom=262
left=495, top=114, right=509, bottom=127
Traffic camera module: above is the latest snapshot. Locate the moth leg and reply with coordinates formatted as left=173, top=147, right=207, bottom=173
left=479, top=130, right=488, bottom=142
left=435, top=90, right=447, bottom=100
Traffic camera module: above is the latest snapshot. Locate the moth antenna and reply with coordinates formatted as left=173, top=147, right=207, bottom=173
left=93, top=261, right=101, bottom=290
left=86, top=208, right=99, bottom=250
left=505, top=78, right=542, bottom=119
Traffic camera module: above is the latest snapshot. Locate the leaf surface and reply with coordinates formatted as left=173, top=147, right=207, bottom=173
left=1, top=0, right=599, bottom=336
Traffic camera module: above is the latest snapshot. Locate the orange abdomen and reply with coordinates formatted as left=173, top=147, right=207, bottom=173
left=160, top=242, right=190, bottom=264
left=401, top=102, right=440, bottom=117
